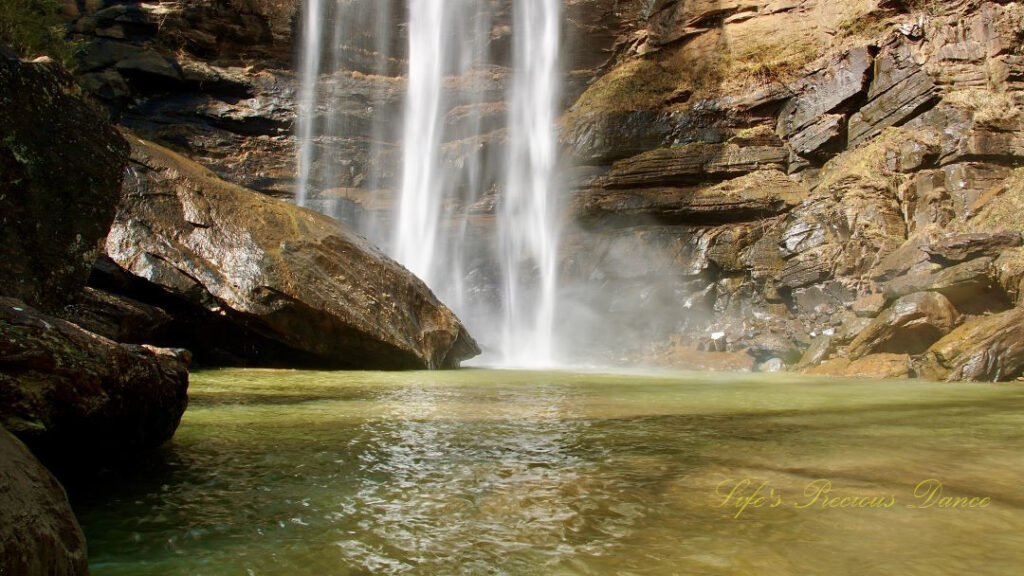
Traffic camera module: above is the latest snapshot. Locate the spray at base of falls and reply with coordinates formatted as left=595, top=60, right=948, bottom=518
left=296, top=0, right=564, bottom=367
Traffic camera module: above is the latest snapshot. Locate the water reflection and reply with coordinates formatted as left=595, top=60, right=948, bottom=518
left=73, top=370, right=1024, bottom=575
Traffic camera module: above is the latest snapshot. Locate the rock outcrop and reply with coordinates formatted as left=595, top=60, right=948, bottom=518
left=807, top=353, right=912, bottom=380
left=67, top=0, right=299, bottom=197
left=0, top=298, right=190, bottom=468
left=0, top=427, right=89, bottom=576
left=555, top=0, right=1024, bottom=379
left=59, top=0, right=1024, bottom=380
left=847, top=292, right=960, bottom=358
left=94, top=134, right=479, bottom=369
left=918, top=307, right=1024, bottom=382
left=0, top=53, right=128, bottom=314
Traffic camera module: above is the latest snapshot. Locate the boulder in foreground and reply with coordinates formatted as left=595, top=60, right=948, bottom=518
left=0, top=427, right=89, bottom=576
left=0, top=54, right=128, bottom=314
left=99, top=134, right=479, bottom=369
left=0, top=298, right=190, bottom=468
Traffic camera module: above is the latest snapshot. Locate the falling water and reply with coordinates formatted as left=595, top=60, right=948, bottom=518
left=390, top=0, right=502, bottom=345
left=294, top=0, right=323, bottom=208
left=294, top=0, right=396, bottom=240
left=392, top=0, right=445, bottom=283
left=299, top=0, right=563, bottom=366
left=499, top=0, right=562, bottom=367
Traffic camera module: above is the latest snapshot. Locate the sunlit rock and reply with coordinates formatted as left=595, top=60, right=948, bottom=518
left=100, top=134, right=479, bottom=369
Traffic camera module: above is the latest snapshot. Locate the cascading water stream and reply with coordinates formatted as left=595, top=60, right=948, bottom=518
left=392, top=0, right=445, bottom=284
left=298, top=0, right=563, bottom=367
left=294, top=0, right=324, bottom=208
left=499, top=0, right=562, bottom=367
left=294, top=0, right=396, bottom=236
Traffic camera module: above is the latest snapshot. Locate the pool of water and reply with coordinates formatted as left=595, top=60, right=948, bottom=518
left=73, top=369, right=1024, bottom=575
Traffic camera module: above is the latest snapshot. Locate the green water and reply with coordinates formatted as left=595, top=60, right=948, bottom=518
left=74, top=369, right=1024, bottom=575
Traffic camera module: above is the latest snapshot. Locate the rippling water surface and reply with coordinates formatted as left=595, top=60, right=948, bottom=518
left=74, top=369, right=1024, bottom=575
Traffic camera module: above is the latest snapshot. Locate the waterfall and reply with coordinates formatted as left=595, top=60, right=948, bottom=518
left=298, top=0, right=563, bottom=367
left=499, top=0, right=562, bottom=367
left=294, top=0, right=323, bottom=208
left=293, top=0, right=396, bottom=241
left=392, top=0, right=445, bottom=284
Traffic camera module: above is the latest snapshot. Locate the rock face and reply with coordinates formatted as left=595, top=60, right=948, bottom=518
left=554, top=0, right=1024, bottom=378
left=0, top=427, right=89, bottom=576
left=919, top=308, right=1024, bottom=382
left=67, top=0, right=299, bottom=198
left=60, top=0, right=1024, bottom=380
left=847, top=292, right=959, bottom=358
left=97, top=134, right=479, bottom=369
left=0, top=298, right=190, bottom=468
left=807, top=354, right=912, bottom=380
left=0, top=54, right=128, bottom=314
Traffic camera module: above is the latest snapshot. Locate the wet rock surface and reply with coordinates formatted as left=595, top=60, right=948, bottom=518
left=807, top=353, right=912, bottom=379
left=98, top=134, right=479, bottom=369
left=67, top=0, right=299, bottom=198
left=0, top=427, right=89, bottom=576
left=0, top=297, right=190, bottom=470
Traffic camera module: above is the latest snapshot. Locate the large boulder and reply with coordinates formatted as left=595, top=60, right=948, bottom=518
left=847, top=292, right=960, bottom=358
left=99, top=134, right=479, bottom=369
left=0, top=427, right=89, bottom=576
left=0, top=54, right=128, bottom=313
left=918, top=307, right=1024, bottom=382
left=0, top=298, right=190, bottom=469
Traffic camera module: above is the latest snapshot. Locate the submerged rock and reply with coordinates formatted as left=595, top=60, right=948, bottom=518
left=0, top=298, right=190, bottom=469
left=100, top=134, right=479, bottom=369
left=0, top=54, right=128, bottom=314
left=918, top=308, right=1024, bottom=382
left=0, top=427, right=89, bottom=576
